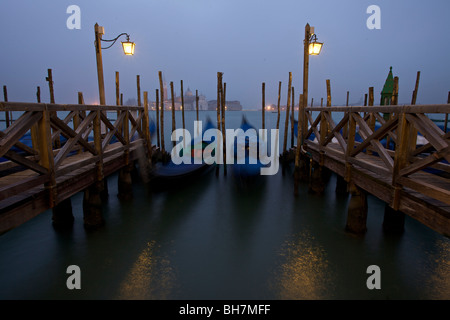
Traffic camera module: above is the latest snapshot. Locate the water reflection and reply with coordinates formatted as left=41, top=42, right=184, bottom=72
left=115, top=240, right=176, bottom=299
left=272, top=230, right=334, bottom=299
left=424, top=238, right=450, bottom=300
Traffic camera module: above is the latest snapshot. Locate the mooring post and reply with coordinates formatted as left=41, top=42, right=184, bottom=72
left=196, top=90, right=199, bottom=133
left=181, top=80, right=185, bottom=132
left=155, top=88, right=160, bottom=149
left=158, top=71, right=165, bottom=154
left=83, top=105, right=106, bottom=228
left=276, top=81, right=281, bottom=131
left=117, top=165, right=133, bottom=201
left=216, top=72, right=223, bottom=176
left=291, top=87, right=295, bottom=149
left=116, top=71, right=121, bottom=135
left=143, top=91, right=153, bottom=164
left=170, top=81, right=176, bottom=148
left=262, top=82, right=265, bottom=139
left=3, top=85, right=10, bottom=128
left=345, top=181, right=368, bottom=234
left=383, top=204, right=405, bottom=234
left=83, top=181, right=105, bottom=229
left=282, top=72, right=292, bottom=157
left=294, top=94, right=309, bottom=196
left=117, top=102, right=133, bottom=201
left=221, top=81, right=227, bottom=175
left=335, top=174, right=348, bottom=195
left=309, top=160, right=325, bottom=194
left=311, top=79, right=332, bottom=191
left=52, top=197, right=74, bottom=230
left=45, top=68, right=61, bottom=148
left=445, top=91, right=449, bottom=133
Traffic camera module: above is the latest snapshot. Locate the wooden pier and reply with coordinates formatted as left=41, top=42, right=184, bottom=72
left=296, top=104, right=450, bottom=237
left=0, top=101, right=154, bottom=234
left=1, top=98, right=449, bottom=238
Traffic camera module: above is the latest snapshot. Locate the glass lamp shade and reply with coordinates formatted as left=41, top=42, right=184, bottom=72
left=309, top=41, right=323, bottom=55
left=121, top=41, right=135, bottom=55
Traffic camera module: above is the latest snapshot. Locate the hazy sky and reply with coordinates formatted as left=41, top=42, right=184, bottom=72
left=0, top=0, right=449, bottom=108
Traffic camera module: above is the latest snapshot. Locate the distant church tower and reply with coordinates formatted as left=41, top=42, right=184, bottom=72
left=380, top=66, right=394, bottom=106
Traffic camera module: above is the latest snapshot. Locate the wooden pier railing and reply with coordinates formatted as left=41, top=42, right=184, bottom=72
left=0, top=101, right=153, bottom=234
left=297, top=104, right=450, bottom=236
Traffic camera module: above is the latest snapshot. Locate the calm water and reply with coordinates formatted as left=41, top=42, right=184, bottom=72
left=0, top=111, right=448, bottom=300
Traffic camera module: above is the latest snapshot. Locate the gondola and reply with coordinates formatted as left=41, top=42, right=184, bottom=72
left=231, top=116, right=268, bottom=180
left=149, top=117, right=216, bottom=190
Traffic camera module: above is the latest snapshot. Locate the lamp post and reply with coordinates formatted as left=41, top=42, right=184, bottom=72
left=94, top=23, right=135, bottom=106
left=301, top=23, right=323, bottom=144
left=294, top=23, right=323, bottom=195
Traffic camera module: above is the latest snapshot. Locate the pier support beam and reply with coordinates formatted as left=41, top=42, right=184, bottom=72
left=383, top=205, right=405, bottom=234
left=294, top=153, right=310, bottom=196
left=308, top=161, right=325, bottom=194
left=335, top=174, right=348, bottom=195
left=345, top=182, right=368, bottom=234
left=118, top=165, right=133, bottom=201
left=83, top=182, right=105, bottom=229
left=52, top=198, right=74, bottom=229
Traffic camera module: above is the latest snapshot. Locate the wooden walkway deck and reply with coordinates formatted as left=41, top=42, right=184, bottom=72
left=297, top=104, right=450, bottom=236
left=0, top=102, right=153, bottom=234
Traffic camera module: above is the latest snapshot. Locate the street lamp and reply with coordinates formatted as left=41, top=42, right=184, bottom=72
left=94, top=23, right=135, bottom=106
left=308, top=33, right=323, bottom=56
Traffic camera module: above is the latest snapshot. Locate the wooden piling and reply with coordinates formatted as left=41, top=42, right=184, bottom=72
left=46, top=69, right=55, bottom=104
left=52, top=197, right=74, bottom=230
left=155, top=89, right=160, bottom=148
left=309, top=160, right=325, bottom=195
left=170, top=81, right=176, bottom=148
left=411, top=71, right=420, bottom=105
left=217, top=73, right=222, bottom=133
left=196, top=90, right=199, bottom=136
left=36, top=86, right=41, bottom=103
left=283, top=72, right=292, bottom=155
left=367, top=87, right=375, bottom=155
left=445, top=92, right=449, bottom=133
left=116, top=72, right=120, bottom=106
left=46, top=69, right=60, bottom=148
left=392, top=77, right=399, bottom=106
left=216, top=72, right=223, bottom=176
left=409, top=72, right=420, bottom=152
left=118, top=86, right=133, bottom=200
left=181, top=80, right=185, bottom=132
left=276, top=81, right=281, bottom=130
left=294, top=94, right=309, bottom=196
left=196, top=90, right=199, bottom=123
left=383, top=204, right=405, bottom=234
left=3, top=85, right=10, bottom=128
left=343, top=91, right=349, bottom=139
left=136, top=75, right=141, bottom=107
left=158, top=71, right=165, bottom=152
left=262, top=82, right=265, bottom=133
left=345, top=182, right=368, bottom=234
left=222, top=81, right=227, bottom=175
left=143, top=91, right=152, bottom=161
left=83, top=182, right=105, bottom=228
left=291, top=87, right=295, bottom=148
